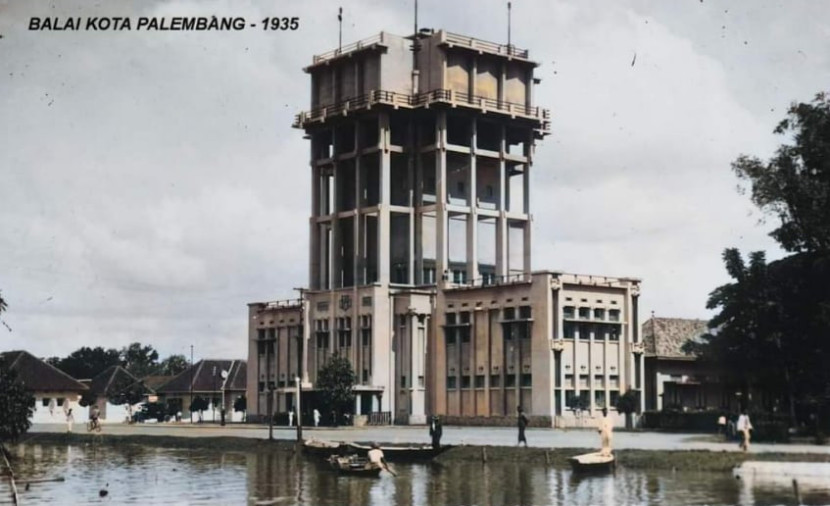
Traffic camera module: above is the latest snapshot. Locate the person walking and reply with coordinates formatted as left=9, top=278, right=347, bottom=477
left=517, top=406, right=529, bottom=447
left=737, top=410, right=753, bottom=452
left=429, top=415, right=443, bottom=450
left=313, top=408, right=321, bottom=427
left=66, top=408, right=74, bottom=433
left=597, top=407, right=614, bottom=456
left=288, top=408, right=294, bottom=427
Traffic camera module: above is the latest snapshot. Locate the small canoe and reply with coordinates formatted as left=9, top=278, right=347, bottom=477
left=327, top=455, right=382, bottom=477
left=568, top=452, right=615, bottom=473
left=347, top=442, right=452, bottom=462
left=303, top=438, right=343, bottom=458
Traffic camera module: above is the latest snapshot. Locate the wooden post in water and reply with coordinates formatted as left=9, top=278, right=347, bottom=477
left=1, top=446, right=19, bottom=506
left=792, top=478, right=801, bottom=505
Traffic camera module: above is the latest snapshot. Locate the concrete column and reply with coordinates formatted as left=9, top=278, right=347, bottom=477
left=436, top=112, right=448, bottom=284
left=467, top=118, right=478, bottom=283
left=379, top=113, right=391, bottom=285
left=409, top=313, right=426, bottom=424
left=496, top=125, right=507, bottom=278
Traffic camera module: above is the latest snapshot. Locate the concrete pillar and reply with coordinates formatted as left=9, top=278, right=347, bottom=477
left=496, top=125, right=507, bottom=278
left=436, top=112, right=448, bottom=284
left=409, top=313, right=426, bottom=424
left=379, top=113, right=391, bottom=284
left=467, top=118, right=478, bottom=283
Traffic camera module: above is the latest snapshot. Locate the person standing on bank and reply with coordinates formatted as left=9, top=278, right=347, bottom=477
left=313, top=408, right=321, bottom=427
left=288, top=408, right=294, bottom=427
left=597, top=407, right=614, bottom=456
left=737, top=410, right=753, bottom=452
left=517, top=406, right=529, bottom=447
left=66, top=408, right=74, bottom=433
left=429, top=415, right=443, bottom=450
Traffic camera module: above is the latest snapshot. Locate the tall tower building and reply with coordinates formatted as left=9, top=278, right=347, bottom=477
left=247, top=29, right=643, bottom=427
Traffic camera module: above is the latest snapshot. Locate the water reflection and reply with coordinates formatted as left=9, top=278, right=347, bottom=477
left=2, top=442, right=829, bottom=505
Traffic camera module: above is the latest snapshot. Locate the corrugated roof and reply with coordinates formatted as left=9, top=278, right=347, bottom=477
left=155, top=359, right=246, bottom=394
left=0, top=350, right=88, bottom=393
left=642, top=317, right=707, bottom=358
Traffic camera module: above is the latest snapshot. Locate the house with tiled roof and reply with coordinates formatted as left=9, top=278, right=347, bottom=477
left=642, top=317, right=725, bottom=412
left=155, top=359, right=246, bottom=422
left=85, top=365, right=152, bottom=423
left=0, top=350, right=88, bottom=424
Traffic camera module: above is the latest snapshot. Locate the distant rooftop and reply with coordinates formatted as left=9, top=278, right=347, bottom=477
left=642, top=317, right=708, bottom=359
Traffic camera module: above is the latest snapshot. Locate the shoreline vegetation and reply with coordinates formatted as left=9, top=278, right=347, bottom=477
left=12, top=433, right=830, bottom=472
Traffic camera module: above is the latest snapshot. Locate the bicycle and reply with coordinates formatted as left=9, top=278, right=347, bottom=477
left=87, top=418, right=102, bottom=433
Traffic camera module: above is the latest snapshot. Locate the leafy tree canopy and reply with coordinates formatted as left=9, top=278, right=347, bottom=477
left=0, top=366, right=35, bottom=443
left=615, top=390, right=639, bottom=416
left=316, top=354, right=356, bottom=416
left=190, top=396, right=209, bottom=412
left=733, top=92, right=830, bottom=253
left=120, top=342, right=159, bottom=378
left=233, top=395, right=246, bottom=413
left=158, top=354, right=189, bottom=376
left=50, top=346, right=121, bottom=380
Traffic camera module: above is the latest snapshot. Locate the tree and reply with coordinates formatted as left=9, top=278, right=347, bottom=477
left=732, top=92, right=830, bottom=253
left=0, top=364, right=35, bottom=443
left=0, top=290, right=9, bottom=332
left=234, top=395, right=246, bottom=422
left=158, top=354, right=189, bottom=376
left=120, top=343, right=159, bottom=379
left=615, top=390, right=639, bottom=429
left=233, top=395, right=246, bottom=413
left=190, top=396, right=209, bottom=417
left=108, top=374, right=147, bottom=421
left=690, top=93, right=830, bottom=430
left=52, top=346, right=121, bottom=380
left=316, top=354, right=356, bottom=425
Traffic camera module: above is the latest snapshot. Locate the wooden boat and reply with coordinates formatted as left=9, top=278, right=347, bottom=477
left=347, top=442, right=452, bottom=462
left=327, top=455, right=383, bottom=477
left=303, top=438, right=343, bottom=458
left=568, top=452, right=615, bottom=473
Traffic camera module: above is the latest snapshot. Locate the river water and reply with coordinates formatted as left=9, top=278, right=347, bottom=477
left=2, top=442, right=828, bottom=505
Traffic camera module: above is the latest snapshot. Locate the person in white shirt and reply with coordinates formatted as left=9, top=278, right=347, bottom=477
left=313, top=408, right=321, bottom=427
left=597, top=408, right=614, bottom=457
left=736, top=410, right=753, bottom=452
left=368, top=443, right=386, bottom=468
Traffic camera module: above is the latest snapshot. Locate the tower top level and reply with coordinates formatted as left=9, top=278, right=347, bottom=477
left=294, top=29, right=550, bottom=137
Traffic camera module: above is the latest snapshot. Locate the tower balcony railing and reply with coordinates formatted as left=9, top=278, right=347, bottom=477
left=443, top=31, right=529, bottom=60
left=311, top=32, right=386, bottom=65
left=294, top=89, right=551, bottom=134
left=445, top=272, right=532, bottom=290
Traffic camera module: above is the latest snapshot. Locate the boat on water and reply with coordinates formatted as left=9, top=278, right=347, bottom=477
left=303, top=438, right=343, bottom=457
left=347, top=442, right=452, bottom=462
left=327, top=455, right=383, bottom=477
left=304, top=438, right=451, bottom=462
left=568, top=452, right=615, bottom=473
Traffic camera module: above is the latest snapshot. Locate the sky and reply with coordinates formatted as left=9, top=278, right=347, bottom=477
left=1, top=0, right=827, bottom=361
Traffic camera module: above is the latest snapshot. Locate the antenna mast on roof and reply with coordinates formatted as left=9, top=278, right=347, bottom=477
left=338, top=7, right=343, bottom=53
left=411, top=0, right=421, bottom=94
left=507, top=2, right=512, bottom=54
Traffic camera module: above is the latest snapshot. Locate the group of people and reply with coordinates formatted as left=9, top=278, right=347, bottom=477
left=286, top=408, right=323, bottom=427
left=718, top=410, right=754, bottom=452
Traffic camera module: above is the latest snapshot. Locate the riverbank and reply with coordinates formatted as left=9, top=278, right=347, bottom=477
left=16, top=431, right=830, bottom=473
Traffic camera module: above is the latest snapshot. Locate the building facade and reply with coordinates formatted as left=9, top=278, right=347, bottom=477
left=247, top=29, right=643, bottom=426
left=642, top=317, right=725, bottom=412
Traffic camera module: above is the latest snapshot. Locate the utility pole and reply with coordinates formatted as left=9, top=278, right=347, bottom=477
left=267, top=332, right=273, bottom=441
left=294, top=287, right=306, bottom=443
left=190, top=344, right=194, bottom=424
